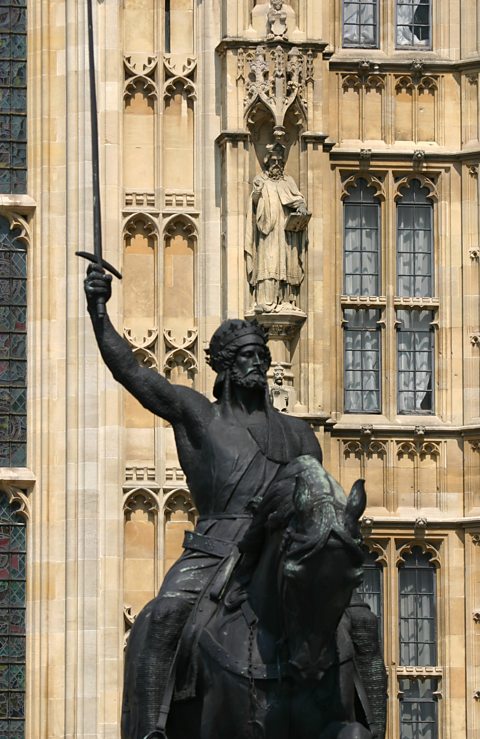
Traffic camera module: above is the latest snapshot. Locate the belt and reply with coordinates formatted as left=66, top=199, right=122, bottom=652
left=182, top=530, right=235, bottom=558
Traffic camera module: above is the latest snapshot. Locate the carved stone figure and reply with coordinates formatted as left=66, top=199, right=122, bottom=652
left=270, top=362, right=297, bottom=412
left=251, top=0, right=298, bottom=40
left=267, top=0, right=288, bottom=39
left=84, top=268, right=386, bottom=739
left=245, top=144, right=311, bottom=312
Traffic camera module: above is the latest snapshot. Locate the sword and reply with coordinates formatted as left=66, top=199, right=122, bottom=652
left=76, top=0, right=122, bottom=318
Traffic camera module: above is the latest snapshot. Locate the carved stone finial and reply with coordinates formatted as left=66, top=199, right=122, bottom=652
left=361, top=424, right=373, bottom=437
left=360, top=516, right=374, bottom=536
left=413, top=149, right=425, bottom=163
left=414, top=425, right=426, bottom=437
left=411, top=59, right=425, bottom=81
left=414, top=517, right=428, bottom=531
left=473, top=610, right=480, bottom=623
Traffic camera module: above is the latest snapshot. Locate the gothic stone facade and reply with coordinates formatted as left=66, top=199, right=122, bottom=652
left=0, top=0, right=479, bottom=737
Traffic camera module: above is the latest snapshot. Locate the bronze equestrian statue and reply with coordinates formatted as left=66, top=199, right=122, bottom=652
left=84, top=266, right=387, bottom=739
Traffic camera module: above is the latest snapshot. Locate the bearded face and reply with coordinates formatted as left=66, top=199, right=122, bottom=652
left=230, top=344, right=269, bottom=390
left=266, top=155, right=285, bottom=180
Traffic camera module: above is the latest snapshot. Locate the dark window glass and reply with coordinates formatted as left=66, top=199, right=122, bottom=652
left=356, top=549, right=383, bottom=642
left=0, top=216, right=26, bottom=467
left=0, top=0, right=27, bottom=194
left=0, top=493, right=26, bottom=737
left=165, top=0, right=171, bottom=53
left=397, top=310, right=434, bottom=415
left=396, top=0, right=431, bottom=48
left=344, top=179, right=380, bottom=296
left=399, top=547, right=436, bottom=666
left=344, top=309, right=381, bottom=413
left=343, top=0, right=378, bottom=47
left=397, top=179, right=433, bottom=298
left=399, top=678, right=438, bottom=739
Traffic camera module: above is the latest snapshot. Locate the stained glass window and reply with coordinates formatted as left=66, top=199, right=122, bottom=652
left=0, top=216, right=26, bottom=467
left=0, top=493, right=26, bottom=739
left=0, top=0, right=27, bottom=194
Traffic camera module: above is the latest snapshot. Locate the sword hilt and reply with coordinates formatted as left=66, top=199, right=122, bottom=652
left=76, top=250, right=122, bottom=319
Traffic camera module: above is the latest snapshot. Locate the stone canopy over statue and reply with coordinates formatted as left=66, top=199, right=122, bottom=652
left=83, top=268, right=387, bottom=739
left=245, top=142, right=311, bottom=312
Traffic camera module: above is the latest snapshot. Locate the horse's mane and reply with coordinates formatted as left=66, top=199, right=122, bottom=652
left=238, top=456, right=348, bottom=575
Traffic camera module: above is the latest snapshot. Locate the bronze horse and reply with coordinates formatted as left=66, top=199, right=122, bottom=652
left=154, top=456, right=384, bottom=739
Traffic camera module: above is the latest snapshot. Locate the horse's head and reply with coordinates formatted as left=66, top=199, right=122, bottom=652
left=240, top=455, right=366, bottom=682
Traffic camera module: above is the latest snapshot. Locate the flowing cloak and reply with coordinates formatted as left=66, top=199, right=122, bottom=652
left=245, top=174, right=307, bottom=288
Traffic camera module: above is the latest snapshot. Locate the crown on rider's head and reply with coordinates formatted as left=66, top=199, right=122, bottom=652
left=205, top=319, right=269, bottom=374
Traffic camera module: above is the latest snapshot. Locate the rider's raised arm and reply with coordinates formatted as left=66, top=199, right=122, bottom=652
left=84, top=266, right=209, bottom=428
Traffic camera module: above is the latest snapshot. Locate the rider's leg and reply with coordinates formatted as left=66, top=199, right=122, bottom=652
left=122, top=551, right=220, bottom=739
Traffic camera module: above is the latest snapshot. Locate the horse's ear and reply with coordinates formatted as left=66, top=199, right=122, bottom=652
left=345, top=479, right=366, bottom=537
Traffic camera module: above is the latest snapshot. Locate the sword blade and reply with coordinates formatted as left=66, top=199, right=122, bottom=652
left=86, top=0, right=102, bottom=266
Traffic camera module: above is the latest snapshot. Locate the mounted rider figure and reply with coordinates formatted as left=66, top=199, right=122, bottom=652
left=84, top=266, right=386, bottom=739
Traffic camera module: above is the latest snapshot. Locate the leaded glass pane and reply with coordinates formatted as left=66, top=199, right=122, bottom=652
left=356, top=549, right=383, bottom=643
left=397, top=310, right=434, bottom=414
left=344, top=179, right=381, bottom=296
left=0, top=494, right=26, bottom=737
left=399, top=547, right=436, bottom=666
left=343, top=0, right=378, bottom=47
left=0, top=216, right=26, bottom=467
left=396, top=0, right=431, bottom=48
left=0, top=0, right=26, bottom=194
left=399, top=678, right=438, bottom=739
left=344, top=309, right=381, bottom=413
left=397, top=180, right=433, bottom=297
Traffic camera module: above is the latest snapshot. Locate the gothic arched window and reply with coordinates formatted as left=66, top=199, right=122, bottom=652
left=344, top=178, right=381, bottom=297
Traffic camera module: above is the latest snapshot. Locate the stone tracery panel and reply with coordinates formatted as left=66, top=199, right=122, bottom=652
left=123, top=214, right=159, bottom=466
left=123, top=54, right=157, bottom=195
left=123, top=489, right=159, bottom=617
left=162, top=216, right=198, bottom=386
